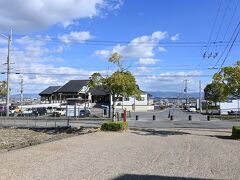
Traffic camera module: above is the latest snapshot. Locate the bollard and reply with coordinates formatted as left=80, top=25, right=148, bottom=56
left=136, top=115, right=138, bottom=120
left=67, top=118, right=70, bottom=126
left=170, top=115, right=173, bottom=120
left=123, top=109, right=127, bottom=122
left=153, top=115, right=155, bottom=120
left=121, top=113, right=124, bottom=118
left=207, top=115, right=210, bottom=121
left=189, top=115, right=192, bottom=121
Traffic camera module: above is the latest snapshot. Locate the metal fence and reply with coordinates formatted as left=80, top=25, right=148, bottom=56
left=0, top=117, right=70, bottom=128
left=0, top=107, right=110, bottom=118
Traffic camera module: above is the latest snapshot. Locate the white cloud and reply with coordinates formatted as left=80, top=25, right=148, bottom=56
left=59, top=31, right=93, bottom=43
left=138, top=58, right=158, bottom=65
left=96, top=31, right=168, bottom=59
left=136, top=71, right=201, bottom=92
left=0, top=0, right=123, bottom=33
left=158, top=47, right=166, bottom=52
left=171, top=33, right=179, bottom=41
left=95, top=49, right=111, bottom=57
left=136, top=66, right=152, bottom=73
left=54, top=46, right=64, bottom=53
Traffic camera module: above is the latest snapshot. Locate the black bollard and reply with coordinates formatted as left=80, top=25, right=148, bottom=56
left=136, top=115, right=138, bottom=120
left=207, top=115, right=210, bottom=121
left=153, top=115, right=155, bottom=120
left=189, top=115, right=192, bottom=121
left=170, top=115, right=173, bottom=120
left=121, top=113, right=124, bottom=118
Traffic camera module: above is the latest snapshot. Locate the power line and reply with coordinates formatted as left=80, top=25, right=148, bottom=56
left=1, top=71, right=212, bottom=78
left=213, top=0, right=231, bottom=47
left=221, top=0, right=240, bottom=46
left=204, top=0, right=223, bottom=55
left=214, top=18, right=240, bottom=68
left=218, top=22, right=240, bottom=70
left=11, top=34, right=240, bottom=46
left=212, top=0, right=239, bottom=61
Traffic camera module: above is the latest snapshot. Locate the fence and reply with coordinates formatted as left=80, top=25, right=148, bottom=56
left=0, top=117, right=70, bottom=128
left=209, top=108, right=240, bottom=120
left=0, top=106, right=110, bottom=118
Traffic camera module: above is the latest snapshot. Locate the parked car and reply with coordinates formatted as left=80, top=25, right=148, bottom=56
left=79, top=109, right=91, bottom=117
left=187, top=106, right=197, bottom=112
left=22, top=108, right=33, bottom=116
left=32, top=107, right=47, bottom=116
left=52, top=108, right=66, bottom=117
left=0, top=106, right=6, bottom=116
left=228, top=110, right=240, bottom=115
left=46, top=107, right=57, bottom=114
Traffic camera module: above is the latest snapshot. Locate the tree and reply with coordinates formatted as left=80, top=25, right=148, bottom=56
left=213, top=61, right=240, bottom=98
left=89, top=53, right=140, bottom=120
left=204, top=82, right=227, bottom=106
left=0, top=81, right=7, bottom=98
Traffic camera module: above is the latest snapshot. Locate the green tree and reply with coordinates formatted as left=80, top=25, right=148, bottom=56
left=0, top=81, right=7, bottom=98
left=204, top=82, right=227, bottom=106
left=89, top=53, right=140, bottom=120
left=213, top=61, right=240, bottom=98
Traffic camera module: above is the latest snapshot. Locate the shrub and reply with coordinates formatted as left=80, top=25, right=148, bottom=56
left=101, top=121, right=128, bottom=131
left=232, top=126, right=240, bottom=139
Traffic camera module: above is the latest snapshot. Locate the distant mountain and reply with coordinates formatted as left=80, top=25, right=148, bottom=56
left=11, top=94, right=39, bottom=98
left=149, top=91, right=203, bottom=98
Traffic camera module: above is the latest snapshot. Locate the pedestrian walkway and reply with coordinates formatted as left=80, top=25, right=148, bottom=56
left=0, top=129, right=239, bottom=180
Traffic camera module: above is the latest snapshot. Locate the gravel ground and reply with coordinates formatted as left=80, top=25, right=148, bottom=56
left=0, top=127, right=99, bottom=152
left=0, top=128, right=239, bottom=180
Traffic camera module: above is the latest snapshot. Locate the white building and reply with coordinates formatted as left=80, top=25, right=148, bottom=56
left=219, top=99, right=240, bottom=115
left=114, top=91, right=154, bottom=112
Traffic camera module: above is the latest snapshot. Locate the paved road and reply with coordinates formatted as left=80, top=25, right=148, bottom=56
left=0, top=108, right=239, bottom=129
left=71, top=108, right=240, bottom=129
left=0, top=128, right=239, bottom=180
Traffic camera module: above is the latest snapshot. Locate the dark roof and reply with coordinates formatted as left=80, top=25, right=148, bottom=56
left=89, top=86, right=110, bottom=96
left=55, top=80, right=89, bottom=93
left=39, top=86, right=61, bottom=95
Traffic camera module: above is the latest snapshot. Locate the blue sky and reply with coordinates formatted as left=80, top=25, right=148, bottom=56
left=0, top=0, right=239, bottom=94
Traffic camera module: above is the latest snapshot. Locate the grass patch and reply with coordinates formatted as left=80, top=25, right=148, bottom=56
left=101, top=121, right=128, bottom=131
left=232, top=126, right=240, bottom=139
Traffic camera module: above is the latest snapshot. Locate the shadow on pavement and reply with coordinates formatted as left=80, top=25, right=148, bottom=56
left=130, top=128, right=190, bottom=137
left=207, top=135, right=234, bottom=140
left=113, top=174, right=213, bottom=180
left=16, top=126, right=97, bottom=135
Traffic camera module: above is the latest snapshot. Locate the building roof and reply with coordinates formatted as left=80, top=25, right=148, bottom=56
left=55, top=80, right=89, bottom=93
left=39, top=86, right=61, bottom=95
left=89, top=86, right=110, bottom=96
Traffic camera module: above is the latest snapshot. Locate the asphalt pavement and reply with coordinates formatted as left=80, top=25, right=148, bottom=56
left=71, top=108, right=240, bottom=129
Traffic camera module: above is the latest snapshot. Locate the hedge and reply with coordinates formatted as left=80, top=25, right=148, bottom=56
left=101, top=121, right=128, bottom=131
left=232, top=126, right=240, bottom=139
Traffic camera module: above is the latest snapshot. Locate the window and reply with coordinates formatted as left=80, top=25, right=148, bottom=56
left=124, top=97, right=130, bottom=101
left=139, top=97, right=145, bottom=101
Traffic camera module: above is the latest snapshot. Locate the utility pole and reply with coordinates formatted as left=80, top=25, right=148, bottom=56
left=199, top=80, right=202, bottom=112
left=20, top=78, right=23, bottom=109
left=0, top=31, right=11, bottom=117
left=184, top=80, right=188, bottom=106
left=6, top=30, right=12, bottom=117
